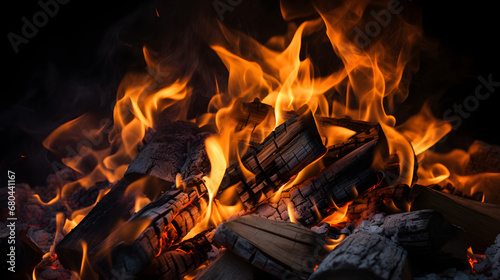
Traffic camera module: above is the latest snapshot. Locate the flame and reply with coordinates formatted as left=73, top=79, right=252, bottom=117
left=35, top=0, right=484, bottom=277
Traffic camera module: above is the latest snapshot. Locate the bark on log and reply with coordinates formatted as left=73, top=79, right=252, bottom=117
left=382, top=209, right=467, bottom=269
left=91, top=180, right=209, bottom=279
left=218, top=107, right=327, bottom=209
left=136, top=230, right=214, bottom=280
left=410, top=185, right=500, bottom=252
left=252, top=139, right=380, bottom=227
left=194, top=250, right=277, bottom=280
left=213, top=216, right=325, bottom=280
left=309, top=231, right=411, bottom=280
left=55, top=121, right=202, bottom=272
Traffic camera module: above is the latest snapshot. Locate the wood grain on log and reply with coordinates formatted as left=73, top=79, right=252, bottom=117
left=213, top=216, right=325, bottom=279
left=410, top=185, right=500, bottom=252
left=194, top=250, right=277, bottom=280
left=309, top=231, right=411, bottom=280
left=218, top=107, right=327, bottom=209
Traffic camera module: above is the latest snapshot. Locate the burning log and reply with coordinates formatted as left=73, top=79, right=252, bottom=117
left=91, top=181, right=209, bottom=279
left=253, top=139, right=380, bottom=227
left=381, top=209, right=467, bottom=269
left=56, top=121, right=203, bottom=272
left=309, top=231, right=411, bottom=280
left=180, top=132, right=213, bottom=183
left=347, top=184, right=410, bottom=221
left=410, top=185, right=500, bottom=252
left=213, top=216, right=325, bottom=279
left=218, top=106, right=327, bottom=209
left=136, top=230, right=214, bottom=280
left=316, top=116, right=376, bottom=134
left=125, top=121, right=202, bottom=182
left=321, top=125, right=381, bottom=167
left=64, top=108, right=325, bottom=279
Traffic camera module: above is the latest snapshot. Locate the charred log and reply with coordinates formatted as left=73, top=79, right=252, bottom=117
left=410, top=185, right=500, bottom=252
left=55, top=121, right=203, bottom=272
left=218, top=106, right=327, bottom=209
left=309, top=231, right=411, bottom=280
left=253, top=139, right=380, bottom=227
left=136, top=230, right=214, bottom=280
left=91, top=180, right=209, bottom=279
left=382, top=209, right=467, bottom=270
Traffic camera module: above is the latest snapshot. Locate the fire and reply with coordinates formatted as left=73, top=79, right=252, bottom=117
left=34, top=0, right=489, bottom=277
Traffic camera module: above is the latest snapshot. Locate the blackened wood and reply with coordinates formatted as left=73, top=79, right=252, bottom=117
left=382, top=209, right=467, bottom=269
left=316, top=116, right=376, bottom=134
left=126, top=121, right=201, bottom=182
left=195, top=250, right=277, bottom=280
left=309, top=231, right=411, bottom=280
left=253, top=140, right=379, bottom=227
left=347, top=184, right=410, bottom=221
left=233, top=99, right=274, bottom=133
left=322, top=125, right=380, bottom=167
left=213, top=216, right=325, bottom=279
left=91, top=180, right=209, bottom=280
left=180, top=132, right=213, bottom=183
left=136, top=230, right=214, bottom=280
left=56, top=121, right=201, bottom=272
left=410, top=185, right=500, bottom=251
left=218, top=107, right=327, bottom=209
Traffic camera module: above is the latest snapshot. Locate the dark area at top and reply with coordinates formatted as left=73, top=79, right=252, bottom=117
left=1, top=0, right=499, bottom=186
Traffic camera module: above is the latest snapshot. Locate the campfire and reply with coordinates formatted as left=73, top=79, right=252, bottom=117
left=3, top=0, right=499, bottom=279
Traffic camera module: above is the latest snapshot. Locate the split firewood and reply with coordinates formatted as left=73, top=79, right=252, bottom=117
left=382, top=209, right=467, bottom=270
left=136, top=229, right=214, bottom=280
left=91, top=180, right=209, bottom=279
left=56, top=121, right=201, bottom=272
left=410, top=185, right=500, bottom=252
left=213, top=216, right=325, bottom=280
left=309, top=231, right=411, bottom=280
left=253, top=139, right=380, bottom=227
left=218, top=106, right=327, bottom=209
left=194, top=250, right=276, bottom=280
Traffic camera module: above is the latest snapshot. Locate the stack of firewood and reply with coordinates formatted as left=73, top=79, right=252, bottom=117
left=51, top=100, right=500, bottom=280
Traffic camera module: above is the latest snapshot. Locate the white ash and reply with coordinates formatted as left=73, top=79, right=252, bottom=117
left=473, top=233, right=500, bottom=278
left=311, top=223, right=330, bottom=235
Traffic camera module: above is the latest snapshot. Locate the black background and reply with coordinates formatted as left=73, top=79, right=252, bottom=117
left=2, top=0, right=500, bottom=186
